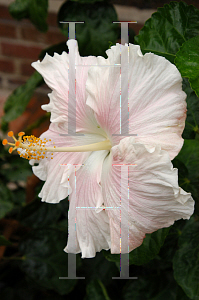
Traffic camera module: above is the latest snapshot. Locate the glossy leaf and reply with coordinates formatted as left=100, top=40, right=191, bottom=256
left=0, top=235, right=12, bottom=246
left=178, top=140, right=199, bottom=182
left=173, top=217, right=199, bottom=299
left=182, top=78, right=199, bottom=139
left=103, top=227, right=170, bottom=266
left=0, top=181, right=14, bottom=219
left=19, top=198, right=63, bottom=229
left=173, top=139, right=199, bottom=213
left=134, top=2, right=199, bottom=63
left=29, top=0, right=48, bottom=32
left=176, top=286, right=192, bottom=300
left=85, top=279, right=111, bottom=300
left=122, top=270, right=178, bottom=300
left=58, top=1, right=118, bottom=57
left=0, top=156, right=32, bottom=182
left=9, top=0, right=30, bottom=19
left=0, top=278, right=65, bottom=300
left=70, top=0, right=104, bottom=3
left=9, top=0, right=48, bottom=32
left=19, top=228, right=79, bottom=295
left=78, top=251, right=118, bottom=287
left=175, top=35, right=199, bottom=97
left=1, top=72, right=43, bottom=127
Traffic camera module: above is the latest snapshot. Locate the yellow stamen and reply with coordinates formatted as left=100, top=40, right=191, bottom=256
left=9, top=147, right=13, bottom=153
left=2, top=132, right=112, bottom=161
left=18, top=132, right=25, bottom=137
left=2, top=139, right=8, bottom=145
left=8, top=131, right=13, bottom=137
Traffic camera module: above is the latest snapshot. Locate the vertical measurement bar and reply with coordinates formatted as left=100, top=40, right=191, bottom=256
left=59, top=165, right=85, bottom=280
left=59, top=21, right=84, bottom=136
left=112, top=21, right=137, bottom=137
left=112, top=165, right=138, bottom=279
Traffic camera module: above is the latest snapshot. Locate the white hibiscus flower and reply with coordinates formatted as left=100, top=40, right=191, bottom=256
left=3, top=39, right=194, bottom=258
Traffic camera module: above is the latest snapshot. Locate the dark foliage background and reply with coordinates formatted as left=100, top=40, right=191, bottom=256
left=0, top=1, right=198, bottom=299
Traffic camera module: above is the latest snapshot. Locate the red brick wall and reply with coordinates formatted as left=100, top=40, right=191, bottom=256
left=0, top=4, right=66, bottom=91
left=0, top=4, right=68, bottom=135
left=0, top=3, right=143, bottom=136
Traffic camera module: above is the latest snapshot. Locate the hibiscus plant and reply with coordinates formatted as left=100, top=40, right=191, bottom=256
left=0, top=1, right=199, bottom=300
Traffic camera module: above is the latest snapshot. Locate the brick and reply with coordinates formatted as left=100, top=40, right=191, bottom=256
left=32, top=119, right=50, bottom=137
left=0, top=21, right=17, bottom=38
left=9, top=111, right=31, bottom=134
left=47, top=12, right=57, bottom=27
left=20, top=61, right=35, bottom=76
left=26, top=94, right=48, bottom=113
left=1, top=42, right=43, bottom=60
left=0, top=59, right=14, bottom=73
left=8, top=78, right=27, bottom=90
left=8, top=78, right=26, bottom=85
left=0, top=5, right=13, bottom=20
left=46, top=29, right=66, bottom=45
left=20, top=26, right=47, bottom=44
left=20, top=26, right=66, bottom=45
left=9, top=94, right=50, bottom=134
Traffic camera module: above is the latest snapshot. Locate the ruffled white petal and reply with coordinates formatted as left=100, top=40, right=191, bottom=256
left=101, top=137, right=194, bottom=254
left=86, top=43, right=187, bottom=160
left=32, top=123, right=106, bottom=203
left=64, top=150, right=111, bottom=258
left=32, top=40, right=104, bottom=136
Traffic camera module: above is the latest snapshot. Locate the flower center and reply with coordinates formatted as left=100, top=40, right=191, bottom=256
left=2, top=131, right=112, bottom=161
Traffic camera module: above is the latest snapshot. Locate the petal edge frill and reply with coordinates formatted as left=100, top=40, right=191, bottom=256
left=32, top=39, right=104, bottom=135
left=64, top=150, right=111, bottom=258
left=101, top=137, right=194, bottom=254
left=32, top=123, right=106, bottom=203
left=86, top=43, right=187, bottom=160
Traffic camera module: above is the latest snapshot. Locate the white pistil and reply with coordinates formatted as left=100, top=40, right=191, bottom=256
left=21, top=139, right=112, bottom=152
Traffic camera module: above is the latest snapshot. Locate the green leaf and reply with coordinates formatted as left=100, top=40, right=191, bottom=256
left=70, top=0, right=105, bottom=3
left=29, top=0, right=48, bottom=32
left=182, top=78, right=199, bottom=139
left=85, top=279, right=111, bottom=300
left=1, top=72, right=43, bottom=127
left=9, top=0, right=30, bottom=19
left=78, top=251, right=118, bottom=287
left=19, top=228, right=80, bottom=295
left=0, top=278, right=66, bottom=300
left=9, top=0, right=48, bottom=32
left=173, top=139, right=199, bottom=212
left=58, top=1, right=119, bottom=57
left=178, top=140, right=199, bottom=181
left=134, top=2, right=199, bottom=63
left=175, top=36, right=199, bottom=97
left=18, top=198, right=63, bottom=229
left=122, top=271, right=178, bottom=300
left=173, top=217, right=199, bottom=300
left=176, top=286, right=192, bottom=300
left=0, top=181, right=14, bottom=219
left=0, top=235, right=12, bottom=246
left=0, top=156, right=32, bottom=182
left=103, top=227, right=170, bottom=266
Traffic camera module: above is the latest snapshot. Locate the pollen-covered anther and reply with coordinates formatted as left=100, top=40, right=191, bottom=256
left=9, top=147, right=13, bottom=154
left=2, top=139, right=8, bottom=146
left=8, top=131, right=14, bottom=137
left=3, top=131, right=112, bottom=160
left=18, top=132, right=25, bottom=137
left=2, top=131, right=53, bottom=160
